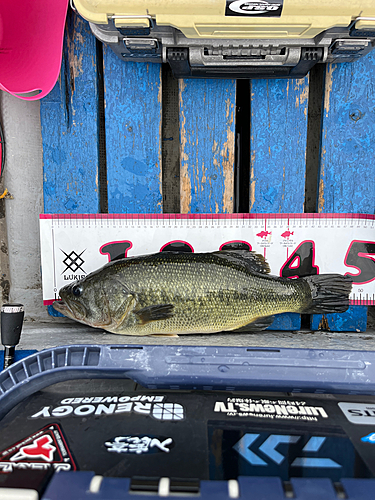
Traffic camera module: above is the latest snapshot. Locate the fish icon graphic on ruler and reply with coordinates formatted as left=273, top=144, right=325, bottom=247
left=256, top=231, right=272, bottom=239
left=233, top=434, right=341, bottom=468
left=281, top=230, right=294, bottom=239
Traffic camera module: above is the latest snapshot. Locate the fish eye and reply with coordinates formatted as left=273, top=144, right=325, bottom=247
left=72, top=285, right=83, bottom=297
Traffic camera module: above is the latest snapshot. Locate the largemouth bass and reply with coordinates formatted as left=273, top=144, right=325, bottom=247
left=53, top=250, right=352, bottom=335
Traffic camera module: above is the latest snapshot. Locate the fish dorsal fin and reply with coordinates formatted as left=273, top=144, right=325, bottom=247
left=213, top=249, right=270, bottom=274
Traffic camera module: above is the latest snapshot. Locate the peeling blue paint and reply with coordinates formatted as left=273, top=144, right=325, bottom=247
left=251, top=77, right=308, bottom=330
left=40, top=13, right=99, bottom=215
left=319, top=52, right=375, bottom=215
left=103, top=48, right=162, bottom=213
left=263, top=186, right=278, bottom=205
left=64, top=198, right=78, bottom=212
left=179, top=79, right=236, bottom=213
left=311, top=305, right=368, bottom=332
left=313, top=51, right=375, bottom=331
left=250, top=77, right=308, bottom=215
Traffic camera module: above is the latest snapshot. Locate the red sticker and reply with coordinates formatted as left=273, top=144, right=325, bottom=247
left=0, top=424, right=76, bottom=473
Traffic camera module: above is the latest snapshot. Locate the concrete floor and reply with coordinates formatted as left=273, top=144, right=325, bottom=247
left=19, top=319, right=375, bottom=352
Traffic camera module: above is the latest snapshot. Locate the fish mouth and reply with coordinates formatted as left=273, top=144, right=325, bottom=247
left=53, top=299, right=86, bottom=321
left=53, top=299, right=111, bottom=329
left=53, top=300, right=70, bottom=315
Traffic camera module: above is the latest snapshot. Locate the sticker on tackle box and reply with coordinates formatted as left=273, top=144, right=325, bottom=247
left=213, top=396, right=329, bottom=422
left=0, top=424, right=76, bottom=473
left=208, top=424, right=373, bottom=480
left=29, top=394, right=185, bottom=421
left=338, top=402, right=375, bottom=425
left=225, top=0, right=283, bottom=17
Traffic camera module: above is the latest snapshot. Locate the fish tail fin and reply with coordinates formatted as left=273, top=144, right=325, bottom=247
left=301, top=274, right=352, bottom=314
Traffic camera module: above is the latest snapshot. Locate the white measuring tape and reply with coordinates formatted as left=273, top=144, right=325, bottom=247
left=39, top=213, right=375, bottom=305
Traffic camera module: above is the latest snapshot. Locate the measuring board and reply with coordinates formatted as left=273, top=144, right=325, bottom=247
left=39, top=213, right=374, bottom=305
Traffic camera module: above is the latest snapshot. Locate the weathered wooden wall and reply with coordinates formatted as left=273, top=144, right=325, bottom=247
left=40, top=10, right=374, bottom=331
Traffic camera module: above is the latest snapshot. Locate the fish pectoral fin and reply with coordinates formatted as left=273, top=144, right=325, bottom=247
left=230, top=315, right=275, bottom=332
left=135, top=304, right=174, bottom=325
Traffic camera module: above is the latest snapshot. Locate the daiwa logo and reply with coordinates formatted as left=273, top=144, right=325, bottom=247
left=234, top=434, right=341, bottom=468
left=227, top=0, right=283, bottom=16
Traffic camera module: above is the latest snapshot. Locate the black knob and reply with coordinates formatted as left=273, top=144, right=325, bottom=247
left=1, top=303, right=24, bottom=369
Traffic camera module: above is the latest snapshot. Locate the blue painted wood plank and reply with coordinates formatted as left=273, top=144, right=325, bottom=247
left=103, top=48, right=162, bottom=213
left=40, top=12, right=100, bottom=317
left=318, top=54, right=375, bottom=215
left=179, top=79, right=236, bottom=214
left=0, top=350, right=37, bottom=370
left=251, top=77, right=309, bottom=330
left=250, top=77, right=309, bottom=214
left=270, top=313, right=301, bottom=331
left=311, top=305, right=368, bottom=332
left=313, top=52, right=375, bottom=332
left=40, top=12, right=100, bottom=214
